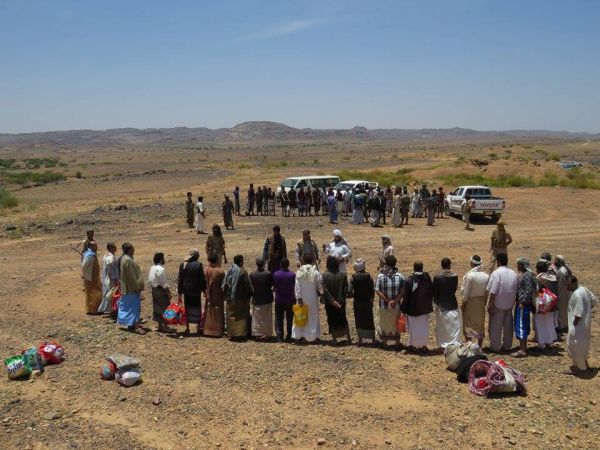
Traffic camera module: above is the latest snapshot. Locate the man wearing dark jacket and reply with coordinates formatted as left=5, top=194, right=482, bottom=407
left=178, top=248, right=207, bottom=335
left=432, top=258, right=460, bottom=349
left=401, top=261, right=433, bottom=353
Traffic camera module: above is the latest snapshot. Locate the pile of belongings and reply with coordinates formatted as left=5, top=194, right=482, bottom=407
left=444, top=341, right=488, bottom=382
left=100, top=354, right=142, bottom=387
left=4, top=341, right=65, bottom=380
left=468, top=359, right=527, bottom=397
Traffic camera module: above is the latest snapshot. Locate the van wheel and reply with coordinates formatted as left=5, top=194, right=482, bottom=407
left=490, top=214, right=501, bottom=224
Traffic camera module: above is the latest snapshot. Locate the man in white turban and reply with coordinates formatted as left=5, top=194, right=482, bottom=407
left=324, top=229, right=352, bottom=273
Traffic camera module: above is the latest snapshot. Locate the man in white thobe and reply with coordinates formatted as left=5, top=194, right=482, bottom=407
left=195, top=196, right=207, bottom=234
left=324, top=229, right=351, bottom=273
left=567, top=277, right=598, bottom=372
left=98, top=242, right=119, bottom=314
left=554, top=255, right=572, bottom=332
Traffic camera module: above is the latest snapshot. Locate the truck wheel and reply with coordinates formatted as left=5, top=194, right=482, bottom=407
left=490, top=214, right=501, bottom=224
left=445, top=204, right=452, bottom=216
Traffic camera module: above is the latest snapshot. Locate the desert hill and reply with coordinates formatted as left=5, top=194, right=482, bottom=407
left=1, top=121, right=599, bottom=147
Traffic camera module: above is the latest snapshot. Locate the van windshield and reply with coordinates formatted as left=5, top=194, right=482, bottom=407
left=280, top=178, right=298, bottom=188
left=311, top=177, right=340, bottom=189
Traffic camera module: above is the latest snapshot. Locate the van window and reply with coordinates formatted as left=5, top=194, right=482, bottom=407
left=281, top=178, right=298, bottom=188
left=310, top=177, right=340, bottom=189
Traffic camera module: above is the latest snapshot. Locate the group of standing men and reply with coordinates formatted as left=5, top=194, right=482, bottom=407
left=78, top=197, right=597, bottom=374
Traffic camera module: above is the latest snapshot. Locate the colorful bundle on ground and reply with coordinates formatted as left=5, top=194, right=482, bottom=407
left=102, top=354, right=142, bottom=386
left=37, top=341, right=65, bottom=365
left=468, top=359, right=526, bottom=397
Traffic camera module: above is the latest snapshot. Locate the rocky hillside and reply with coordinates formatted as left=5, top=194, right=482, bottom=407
left=1, top=121, right=598, bottom=147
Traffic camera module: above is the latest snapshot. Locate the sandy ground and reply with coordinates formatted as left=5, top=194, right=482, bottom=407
left=1, top=143, right=599, bottom=449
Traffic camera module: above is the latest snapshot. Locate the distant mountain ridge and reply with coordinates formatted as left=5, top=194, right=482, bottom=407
left=1, top=121, right=598, bottom=147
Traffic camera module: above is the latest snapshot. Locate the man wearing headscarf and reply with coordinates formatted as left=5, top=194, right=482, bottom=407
left=291, top=254, right=323, bottom=342
left=81, top=241, right=102, bottom=315
left=401, top=261, right=434, bottom=353
left=296, top=230, right=320, bottom=268
left=489, top=221, right=512, bottom=273
left=554, top=255, right=572, bottom=332
left=185, top=192, right=195, bottom=228
left=349, top=258, right=376, bottom=345
left=375, top=255, right=404, bottom=348
left=461, top=255, right=489, bottom=346
left=534, top=259, right=558, bottom=350
left=325, top=229, right=352, bottom=273
left=118, top=242, right=146, bottom=335
left=379, top=235, right=394, bottom=271
left=486, top=252, right=517, bottom=352
left=263, top=225, right=287, bottom=272
left=512, top=257, right=536, bottom=357
left=566, top=276, right=598, bottom=372
left=432, top=258, right=461, bottom=349
left=222, top=194, right=234, bottom=230
left=222, top=255, right=254, bottom=340
left=178, top=248, right=207, bottom=335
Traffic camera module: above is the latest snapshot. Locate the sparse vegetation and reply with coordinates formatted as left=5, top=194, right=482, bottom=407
left=0, top=158, right=18, bottom=169
left=337, top=168, right=416, bottom=187
left=0, top=187, right=18, bottom=209
left=547, top=152, right=561, bottom=162
left=441, top=168, right=600, bottom=190
left=2, top=171, right=66, bottom=185
left=440, top=172, right=535, bottom=188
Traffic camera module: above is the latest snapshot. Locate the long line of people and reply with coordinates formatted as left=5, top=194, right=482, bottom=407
left=188, top=183, right=449, bottom=230
left=80, top=226, right=597, bottom=374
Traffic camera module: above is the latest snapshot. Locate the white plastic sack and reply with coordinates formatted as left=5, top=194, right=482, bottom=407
left=445, top=342, right=483, bottom=370
left=115, top=367, right=142, bottom=387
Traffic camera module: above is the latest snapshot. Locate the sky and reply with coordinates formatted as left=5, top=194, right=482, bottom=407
left=1, top=0, right=599, bottom=133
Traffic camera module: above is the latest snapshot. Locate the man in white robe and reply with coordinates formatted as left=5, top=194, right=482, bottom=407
left=98, top=242, right=119, bottom=314
left=291, top=255, right=323, bottom=342
left=567, top=277, right=598, bottom=372
left=324, top=229, right=351, bottom=273
left=554, top=255, right=572, bottom=332
left=195, top=196, right=206, bottom=234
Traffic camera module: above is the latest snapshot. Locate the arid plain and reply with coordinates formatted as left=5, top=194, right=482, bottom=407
left=1, top=128, right=599, bottom=449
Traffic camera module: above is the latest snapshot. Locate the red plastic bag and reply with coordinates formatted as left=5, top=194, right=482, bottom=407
left=535, top=288, right=558, bottom=314
left=111, top=283, right=121, bottom=314
left=38, top=341, right=64, bottom=365
left=396, top=314, right=407, bottom=333
left=163, top=301, right=186, bottom=325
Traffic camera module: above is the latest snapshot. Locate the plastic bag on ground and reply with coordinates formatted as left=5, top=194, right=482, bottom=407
left=106, top=354, right=140, bottom=371
left=22, top=347, right=44, bottom=373
left=115, top=367, right=142, bottom=386
left=38, top=341, right=65, bottom=365
left=445, top=341, right=483, bottom=371
left=468, top=359, right=527, bottom=397
left=5, top=355, right=32, bottom=380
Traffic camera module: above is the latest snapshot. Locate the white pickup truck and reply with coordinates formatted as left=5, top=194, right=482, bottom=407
left=445, top=185, right=505, bottom=223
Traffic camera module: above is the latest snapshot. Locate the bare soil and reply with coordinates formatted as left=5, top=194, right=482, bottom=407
left=1, top=141, right=599, bottom=449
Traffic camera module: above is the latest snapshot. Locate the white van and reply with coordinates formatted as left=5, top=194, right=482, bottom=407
left=276, top=175, right=341, bottom=193
left=334, top=180, right=379, bottom=192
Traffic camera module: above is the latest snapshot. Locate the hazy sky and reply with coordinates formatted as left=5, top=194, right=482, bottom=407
left=1, top=0, right=599, bottom=133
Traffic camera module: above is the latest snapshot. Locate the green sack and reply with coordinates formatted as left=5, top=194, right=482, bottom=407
left=5, top=355, right=32, bottom=380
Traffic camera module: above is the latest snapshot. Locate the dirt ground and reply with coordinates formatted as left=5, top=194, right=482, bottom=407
left=1, top=141, right=599, bottom=449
